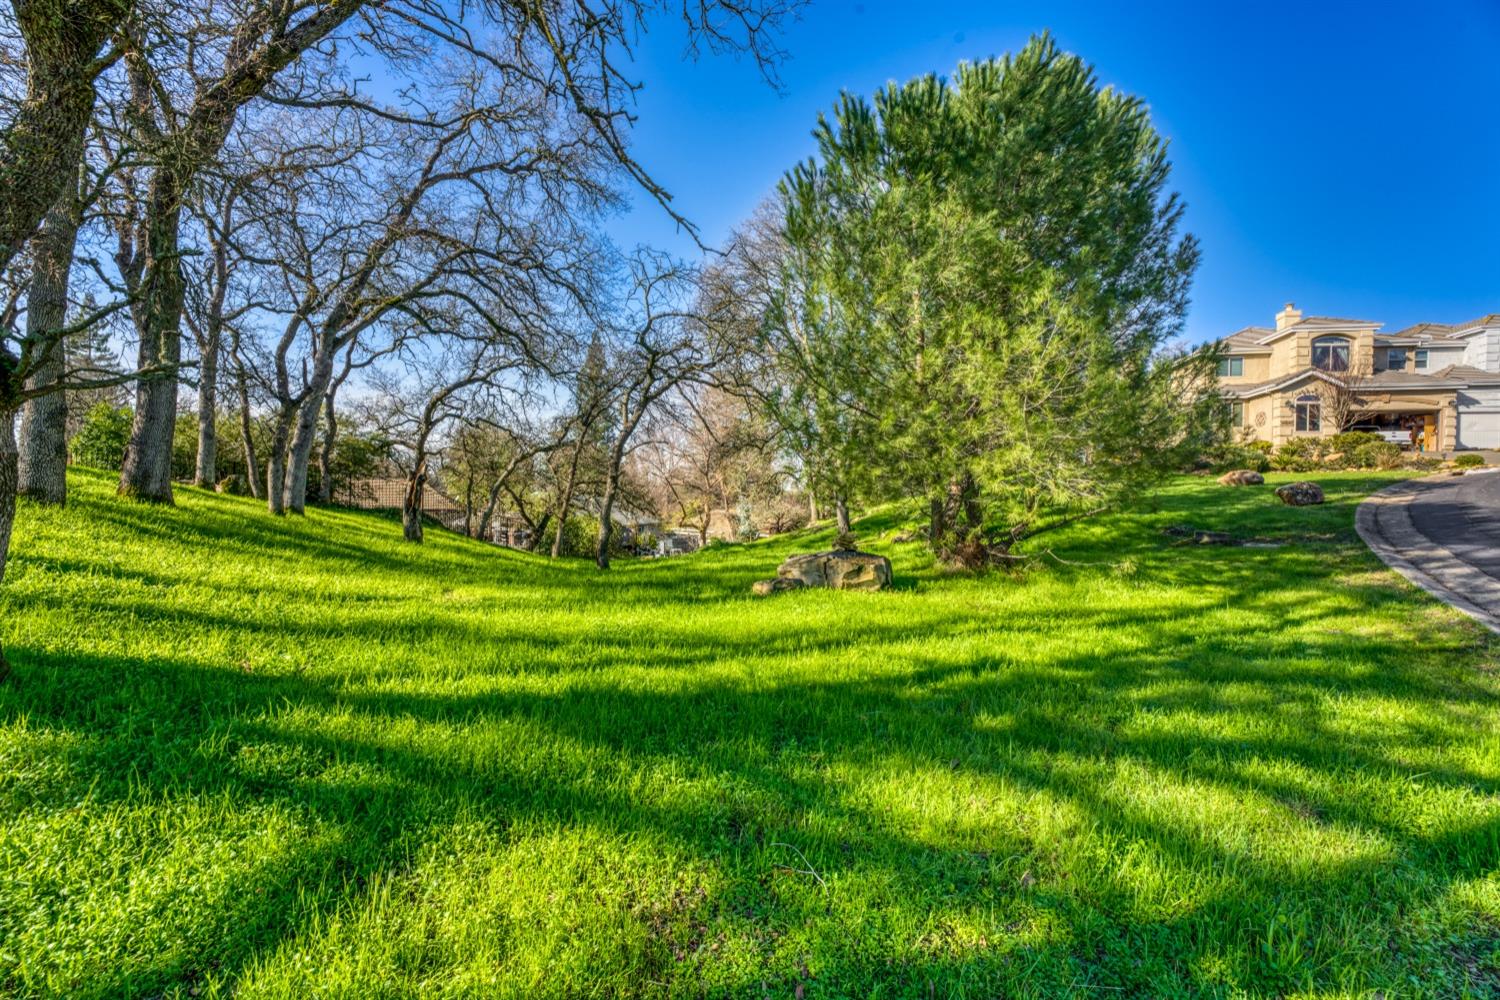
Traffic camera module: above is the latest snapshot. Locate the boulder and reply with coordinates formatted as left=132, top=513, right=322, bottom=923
left=752, top=577, right=806, bottom=596
left=776, top=550, right=893, bottom=592
left=1274, top=481, right=1324, bottom=506
left=1217, top=469, right=1265, bottom=486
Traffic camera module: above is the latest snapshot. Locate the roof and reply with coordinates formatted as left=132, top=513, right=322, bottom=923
left=1431, top=364, right=1500, bottom=385
left=1284, top=316, right=1382, bottom=329
left=1218, top=308, right=1500, bottom=351
left=337, top=477, right=463, bottom=514
left=1447, top=314, right=1500, bottom=334
left=1246, top=316, right=1382, bottom=346
left=1222, top=326, right=1275, bottom=352
left=1362, top=368, right=1466, bottom=388
left=1222, top=366, right=1468, bottom=399
left=1383, top=322, right=1463, bottom=342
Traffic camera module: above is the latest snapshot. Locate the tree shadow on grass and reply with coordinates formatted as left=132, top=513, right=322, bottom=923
left=5, top=469, right=1499, bottom=995
left=5, top=576, right=1500, bottom=996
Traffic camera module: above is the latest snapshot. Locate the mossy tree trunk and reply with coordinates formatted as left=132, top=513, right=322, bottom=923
left=0, top=406, right=17, bottom=681
left=0, top=0, right=125, bottom=277
left=18, top=183, right=83, bottom=505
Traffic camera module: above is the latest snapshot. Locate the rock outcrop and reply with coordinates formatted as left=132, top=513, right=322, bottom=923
left=751, top=577, right=805, bottom=596
left=752, top=549, right=894, bottom=595
left=1274, top=481, right=1325, bottom=506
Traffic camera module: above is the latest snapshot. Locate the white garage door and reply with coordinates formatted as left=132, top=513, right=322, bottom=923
left=1457, top=411, right=1500, bottom=449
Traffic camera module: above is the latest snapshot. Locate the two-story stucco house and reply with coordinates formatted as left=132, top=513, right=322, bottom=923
left=1214, top=304, right=1500, bottom=451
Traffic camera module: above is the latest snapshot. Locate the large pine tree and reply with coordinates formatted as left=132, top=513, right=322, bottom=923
left=764, top=34, right=1223, bottom=564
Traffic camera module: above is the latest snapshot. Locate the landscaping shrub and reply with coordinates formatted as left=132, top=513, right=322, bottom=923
left=1327, top=431, right=1381, bottom=454
left=67, top=403, right=132, bottom=469
left=1350, top=440, right=1402, bottom=470
left=1454, top=453, right=1485, bottom=469
left=1271, top=438, right=1319, bottom=472
left=537, top=515, right=635, bottom=558
left=1211, top=443, right=1270, bottom=474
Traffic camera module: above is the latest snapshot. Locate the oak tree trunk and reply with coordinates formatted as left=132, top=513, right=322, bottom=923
left=265, top=411, right=291, bottom=514
left=237, top=369, right=262, bottom=500
left=0, top=408, right=18, bottom=680
left=551, top=438, right=585, bottom=559
left=317, top=392, right=338, bottom=505
left=477, top=479, right=506, bottom=542
left=284, top=352, right=335, bottom=513
left=402, top=467, right=425, bottom=543
left=17, top=188, right=82, bottom=505
left=192, top=329, right=218, bottom=487
left=526, top=512, right=550, bottom=552
left=594, top=476, right=617, bottom=569
left=119, top=180, right=185, bottom=503
left=0, top=0, right=123, bottom=277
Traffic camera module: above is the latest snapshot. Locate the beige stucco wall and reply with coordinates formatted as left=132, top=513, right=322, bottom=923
left=1235, top=395, right=1276, bottom=443
left=1266, top=327, right=1377, bottom=379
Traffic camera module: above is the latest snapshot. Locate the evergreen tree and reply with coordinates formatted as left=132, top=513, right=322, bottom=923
left=763, top=34, right=1223, bottom=564
left=63, top=293, right=125, bottom=439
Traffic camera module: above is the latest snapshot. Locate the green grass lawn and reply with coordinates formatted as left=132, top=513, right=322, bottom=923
left=2, top=468, right=1498, bottom=998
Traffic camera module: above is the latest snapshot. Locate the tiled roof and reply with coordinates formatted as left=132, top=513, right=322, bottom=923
left=1285, top=316, right=1381, bottom=328
left=1246, top=317, right=1382, bottom=344
left=1222, top=366, right=1468, bottom=399
left=1447, top=314, right=1500, bottom=333
left=1363, top=368, right=1465, bottom=388
left=1222, top=326, right=1274, bottom=351
left=1381, top=323, right=1464, bottom=343
left=337, top=477, right=463, bottom=514
left=1431, top=364, right=1500, bottom=384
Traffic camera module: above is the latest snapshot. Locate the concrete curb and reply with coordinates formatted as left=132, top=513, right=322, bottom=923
left=1355, top=476, right=1500, bottom=634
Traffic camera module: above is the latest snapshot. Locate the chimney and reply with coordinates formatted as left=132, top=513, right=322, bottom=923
left=1275, top=302, right=1302, bottom=331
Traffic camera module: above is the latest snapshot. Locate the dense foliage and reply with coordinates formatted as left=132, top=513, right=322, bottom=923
left=66, top=403, right=132, bottom=469
left=753, top=35, right=1223, bottom=564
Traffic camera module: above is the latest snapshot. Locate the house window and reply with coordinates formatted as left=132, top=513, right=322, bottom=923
left=1294, top=394, right=1321, bottom=433
left=1415, top=349, right=1429, bottom=370
left=1217, top=356, right=1244, bottom=377
left=1228, top=400, right=1244, bottom=427
left=1387, top=349, right=1407, bottom=371
left=1311, top=337, right=1350, bottom=372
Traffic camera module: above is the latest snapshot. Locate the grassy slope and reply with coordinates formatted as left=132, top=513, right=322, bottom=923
left=1, top=468, right=1498, bottom=999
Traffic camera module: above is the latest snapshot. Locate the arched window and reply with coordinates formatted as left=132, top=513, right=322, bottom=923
left=1311, top=336, right=1350, bottom=372
left=1294, top=394, right=1321, bottom=433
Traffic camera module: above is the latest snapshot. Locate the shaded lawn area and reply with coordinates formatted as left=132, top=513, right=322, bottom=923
left=1, top=468, right=1498, bottom=998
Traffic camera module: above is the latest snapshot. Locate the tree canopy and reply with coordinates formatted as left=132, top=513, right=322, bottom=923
left=744, top=34, right=1222, bottom=563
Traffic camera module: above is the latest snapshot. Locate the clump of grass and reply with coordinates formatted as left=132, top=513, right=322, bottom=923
left=1, top=467, right=1497, bottom=997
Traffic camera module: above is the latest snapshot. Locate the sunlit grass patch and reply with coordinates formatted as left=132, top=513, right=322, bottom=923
left=1, top=468, right=1498, bottom=997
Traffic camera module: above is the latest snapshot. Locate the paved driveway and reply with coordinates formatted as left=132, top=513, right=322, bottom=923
left=1357, top=471, right=1500, bottom=632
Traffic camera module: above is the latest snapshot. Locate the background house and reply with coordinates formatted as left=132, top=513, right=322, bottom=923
left=1214, top=304, right=1500, bottom=450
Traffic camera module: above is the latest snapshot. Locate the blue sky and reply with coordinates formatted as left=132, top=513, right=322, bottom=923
left=605, top=0, right=1500, bottom=344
